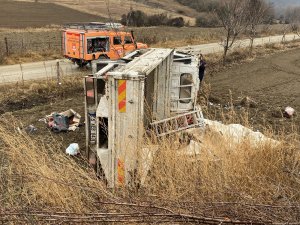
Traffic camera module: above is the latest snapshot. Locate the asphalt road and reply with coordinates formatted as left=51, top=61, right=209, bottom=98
left=0, top=34, right=299, bottom=84
left=177, top=34, right=300, bottom=54
left=0, top=59, right=78, bottom=84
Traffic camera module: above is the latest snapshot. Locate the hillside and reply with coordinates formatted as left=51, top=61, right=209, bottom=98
left=18, top=0, right=199, bottom=25
left=0, top=0, right=105, bottom=28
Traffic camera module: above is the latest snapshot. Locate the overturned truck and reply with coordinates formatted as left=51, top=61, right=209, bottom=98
left=84, top=48, right=205, bottom=188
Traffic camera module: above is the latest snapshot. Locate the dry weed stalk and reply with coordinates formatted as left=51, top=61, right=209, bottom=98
left=142, top=129, right=300, bottom=204
left=0, top=116, right=113, bottom=212
left=0, top=113, right=299, bottom=223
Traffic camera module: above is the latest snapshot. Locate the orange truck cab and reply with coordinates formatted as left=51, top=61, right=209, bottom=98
left=62, top=23, right=148, bottom=66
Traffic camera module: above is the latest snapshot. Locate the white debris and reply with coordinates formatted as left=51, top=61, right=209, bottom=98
left=204, top=119, right=280, bottom=147
left=284, top=106, right=295, bottom=118
left=66, top=143, right=80, bottom=156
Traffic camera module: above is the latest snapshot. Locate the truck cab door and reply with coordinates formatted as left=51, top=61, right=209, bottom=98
left=111, top=36, right=124, bottom=59
left=123, top=36, right=135, bottom=53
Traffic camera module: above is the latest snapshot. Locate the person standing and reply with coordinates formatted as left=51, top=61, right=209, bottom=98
left=199, top=54, right=206, bottom=83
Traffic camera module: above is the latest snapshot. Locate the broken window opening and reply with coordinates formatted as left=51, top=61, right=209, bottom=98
left=85, top=77, right=95, bottom=105
left=97, top=79, right=106, bottom=103
left=179, top=73, right=193, bottom=104
left=98, top=117, right=108, bottom=149
left=113, top=36, right=122, bottom=45
left=124, top=36, right=133, bottom=44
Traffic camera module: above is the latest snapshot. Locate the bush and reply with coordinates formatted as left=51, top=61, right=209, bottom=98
left=196, top=14, right=220, bottom=27
left=121, top=10, right=147, bottom=27
left=167, top=17, right=185, bottom=27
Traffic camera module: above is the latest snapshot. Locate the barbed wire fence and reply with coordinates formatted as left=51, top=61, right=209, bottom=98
left=0, top=36, right=62, bottom=61
left=0, top=35, right=82, bottom=84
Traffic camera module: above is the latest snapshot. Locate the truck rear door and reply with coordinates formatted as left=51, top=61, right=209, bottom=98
left=65, top=31, right=81, bottom=59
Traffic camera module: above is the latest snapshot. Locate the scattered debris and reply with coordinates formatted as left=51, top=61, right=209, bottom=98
left=48, top=113, right=69, bottom=132
left=16, top=127, right=22, bottom=135
left=46, top=109, right=81, bottom=133
left=204, top=119, right=280, bottom=147
left=38, top=118, right=47, bottom=123
left=61, top=109, right=81, bottom=131
left=284, top=106, right=295, bottom=118
left=25, top=125, right=37, bottom=134
left=66, top=143, right=80, bottom=156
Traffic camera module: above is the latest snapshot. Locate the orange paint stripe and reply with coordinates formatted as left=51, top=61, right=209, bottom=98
left=117, top=158, right=125, bottom=185
left=118, top=80, right=126, bottom=113
left=118, top=100, right=126, bottom=110
left=118, top=81, right=126, bottom=94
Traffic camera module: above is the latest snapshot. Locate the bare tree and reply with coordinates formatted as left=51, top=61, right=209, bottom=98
left=285, top=6, right=300, bottom=37
left=245, top=0, right=272, bottom=53
left=215, top=0, right=249, bottom=64
left=281, top=24, right=291, bottom=44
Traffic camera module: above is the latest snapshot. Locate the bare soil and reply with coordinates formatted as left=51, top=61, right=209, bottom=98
left=206, top=47, right=300, bottom=133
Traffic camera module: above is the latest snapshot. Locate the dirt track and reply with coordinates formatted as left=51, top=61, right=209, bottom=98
left=207, top=47, right=300, bottom=133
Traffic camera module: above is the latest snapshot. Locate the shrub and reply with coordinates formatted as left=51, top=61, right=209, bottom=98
left=196, top=14, right=220, bottom=27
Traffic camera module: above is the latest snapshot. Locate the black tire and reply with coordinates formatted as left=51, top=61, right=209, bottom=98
left=76, top=60, right=88, bottom=67
left=98, top=55, right=109, bottom=60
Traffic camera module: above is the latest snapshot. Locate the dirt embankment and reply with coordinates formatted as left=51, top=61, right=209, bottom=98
left=206, top=47, right=300, bottom=133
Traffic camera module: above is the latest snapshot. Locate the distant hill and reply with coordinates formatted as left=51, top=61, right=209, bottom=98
left=30, top=0, right=199, bottom=25
left=0, top=0, right=105, bottom=28
left=271, top=0, right=300, bottom=8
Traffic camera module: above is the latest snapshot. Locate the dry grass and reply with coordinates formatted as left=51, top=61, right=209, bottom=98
left=143, top=131, right=300, bottom=204
left=0, top=116, right=113, bottom=212
left=1, top=50, right=61, bottom=65
left=201, top=38, right=300, bottom=68
left=0, top=111, right=299, bottom=222
left=0, top=36, right=300, bottom=223
left=0, top=74, right=84, bottom=113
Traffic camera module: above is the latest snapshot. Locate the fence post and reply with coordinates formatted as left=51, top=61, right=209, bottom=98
left=57, top=60, right=61, bottom=85
left=4, top=37, right=9, bottom=56
left=21, top=38, right=24, bottom=53
left=20, top=64, right=24, bottom=84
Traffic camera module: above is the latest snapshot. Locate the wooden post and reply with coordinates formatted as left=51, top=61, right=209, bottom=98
left=21, top=38, right=24, bottom=53
left=4, top=37, right=9, bottom=56
left=57, top=61, right=61, bottom=85
left=20, top=64, right=24, bottom=85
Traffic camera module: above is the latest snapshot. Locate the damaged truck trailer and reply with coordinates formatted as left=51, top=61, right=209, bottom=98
left=84, top=48, right=205, bottom=188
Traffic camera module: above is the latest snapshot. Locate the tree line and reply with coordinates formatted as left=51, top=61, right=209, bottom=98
left=121, top=10, right=185, bottom=27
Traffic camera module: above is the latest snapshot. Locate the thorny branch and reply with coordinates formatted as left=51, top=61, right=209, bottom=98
left=1, top=200, right=299, bottom=224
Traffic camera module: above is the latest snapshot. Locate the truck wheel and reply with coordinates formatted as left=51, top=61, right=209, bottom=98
left=76, top=60, right=88, bottom=67
left=98, top=55, right=109, bottom=60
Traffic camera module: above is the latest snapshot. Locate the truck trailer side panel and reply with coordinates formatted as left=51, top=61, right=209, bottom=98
left=108, top=76, right=145, bottom=188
